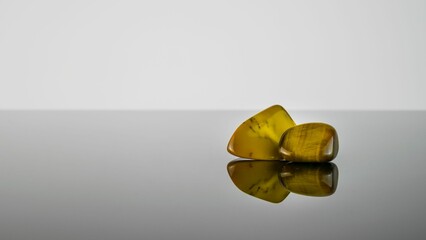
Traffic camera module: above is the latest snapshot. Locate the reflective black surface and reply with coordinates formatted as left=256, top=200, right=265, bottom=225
left=1, top=110, right=425, bottom=240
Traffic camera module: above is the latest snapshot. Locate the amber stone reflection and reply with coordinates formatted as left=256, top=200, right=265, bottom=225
left=227, top=105, right=296, bottom=160
left=227, top=159, right=290, bottom=203
left=280, top=162, right=338, bottom=197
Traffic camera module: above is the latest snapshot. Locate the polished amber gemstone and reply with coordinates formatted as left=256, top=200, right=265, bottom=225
left=280, top=162, right=338, bottom=197
left=279, top=123, right=338, bottom=162
left=227, top=105, right=296, bottom=160
left=227, top=159, right=290, bottom=203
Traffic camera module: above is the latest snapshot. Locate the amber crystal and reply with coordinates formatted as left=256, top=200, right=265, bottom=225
left=227, top=105, right=296, bottom=160
left=279, top=123, right=338, bottom=162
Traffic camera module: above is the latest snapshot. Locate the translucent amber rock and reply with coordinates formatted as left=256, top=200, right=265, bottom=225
left=280, top=162, right=338, bottom=197
left=228, top=105, right=296, bottom=160
left=279, top=123, right=338, bottom=162
left=227, top=159, right=290, bottom=203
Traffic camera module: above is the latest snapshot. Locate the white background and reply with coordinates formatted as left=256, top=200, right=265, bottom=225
left=1, top=0, right=425, bottom=110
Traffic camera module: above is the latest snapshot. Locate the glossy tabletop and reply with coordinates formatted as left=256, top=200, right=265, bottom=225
left=0, top=110, right=425, bottom=240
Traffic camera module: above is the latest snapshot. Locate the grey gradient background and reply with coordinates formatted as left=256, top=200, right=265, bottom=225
left=1, top=1, right=426, bottom=239
left=1, top=0, right=426, bottom=110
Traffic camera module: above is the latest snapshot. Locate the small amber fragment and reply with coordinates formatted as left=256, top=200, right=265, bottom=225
left=227, top=159, right=290, bottom=203
left=279, top=123, right=338, bottom=162
left=280, top=162, right=338, bottom=197
left=228, top=105, right=296, bottom=160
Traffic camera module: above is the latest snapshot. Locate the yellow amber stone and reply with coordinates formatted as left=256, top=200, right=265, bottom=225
left=227, top=159, right=290, bottom=203
left=227, top=105, right=296, bottom=160
left=279, top=123, right=338, bottom=162
left=280, top=162, right=338, bottom=197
